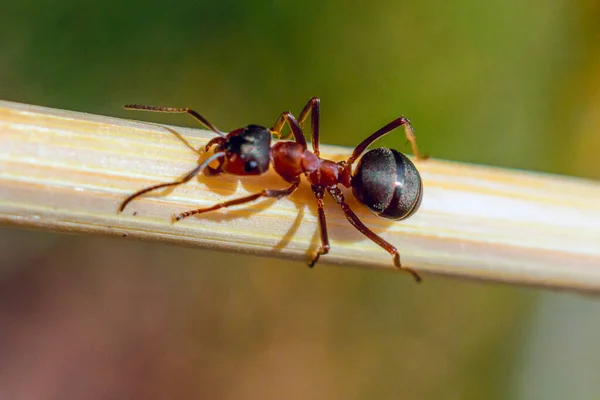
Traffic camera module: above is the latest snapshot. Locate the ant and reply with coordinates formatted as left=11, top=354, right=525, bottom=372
left=119, top=98, right=426, bottom=281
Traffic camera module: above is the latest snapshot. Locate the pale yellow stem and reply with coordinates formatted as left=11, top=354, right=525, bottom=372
left=1, top=100, right=599, bottom=291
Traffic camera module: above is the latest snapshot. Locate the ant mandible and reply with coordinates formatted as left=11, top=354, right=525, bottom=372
left=119, top=98, right=426, bottom=281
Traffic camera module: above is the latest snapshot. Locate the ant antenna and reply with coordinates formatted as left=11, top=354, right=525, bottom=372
left=123, top=104, right=225, bottom=137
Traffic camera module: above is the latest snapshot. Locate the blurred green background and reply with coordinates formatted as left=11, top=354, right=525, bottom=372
left=1, top=0, right=600, bottom=399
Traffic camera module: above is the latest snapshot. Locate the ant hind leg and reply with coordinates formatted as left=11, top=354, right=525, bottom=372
left=327, top=187, right=422, bottom=282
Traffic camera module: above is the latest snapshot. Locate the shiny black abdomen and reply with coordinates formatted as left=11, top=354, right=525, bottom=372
left=351, top=148, right=422, bottom=220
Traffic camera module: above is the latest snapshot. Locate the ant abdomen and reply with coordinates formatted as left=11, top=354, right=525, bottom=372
left=351, top=147, right=423, bottom=220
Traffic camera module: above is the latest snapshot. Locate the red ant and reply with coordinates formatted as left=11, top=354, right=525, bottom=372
left=119, top=98, right=426, bottom=281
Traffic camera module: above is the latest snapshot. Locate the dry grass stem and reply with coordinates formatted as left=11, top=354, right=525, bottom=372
left=1, top=100, right=599, bottom=291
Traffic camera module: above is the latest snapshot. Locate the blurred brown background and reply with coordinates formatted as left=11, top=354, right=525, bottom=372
left=1, top=0, right=600, bottom=399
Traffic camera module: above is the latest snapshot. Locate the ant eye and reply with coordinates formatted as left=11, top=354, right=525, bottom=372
left=244, top=160, right=258, bottom=172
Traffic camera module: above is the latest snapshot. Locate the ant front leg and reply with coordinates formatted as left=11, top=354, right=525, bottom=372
left=174, top=180, right=300, bottom=221
left=327, top=187, right=421, bottom=282
left=308, top=186, right=330, bottom=267
left=270, top=111, right=308, bottom=149
left=347, top=117, right=427, bottom=165
left=119, top=152, right=225, bottom=212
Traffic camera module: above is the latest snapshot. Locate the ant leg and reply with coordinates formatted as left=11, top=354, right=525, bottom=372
left=270, top=111, right=308, bottom=149
left=174, top=180, right=300, bottom=221
left=327, top=187, right=421, bottom=282
left=203, top=162, right=223, bottom=176
left=204, top=136, right=225, bottom=152
left=119, top=152, right=225, bottom=212
left=123, top=104, right=224, bottom=137
left=202, top=137, right=226, bottom=176
left=297, top=97, right=321, bottom=156
left=308, top=186, right=330, bottom=267
left=347, top=117, right=427, bottom=166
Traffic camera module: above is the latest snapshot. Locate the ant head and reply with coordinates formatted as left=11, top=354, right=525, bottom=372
left=209, top=125, right=272, bottom=176
left=351, top=148, right=422, bottom=220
